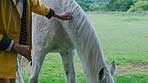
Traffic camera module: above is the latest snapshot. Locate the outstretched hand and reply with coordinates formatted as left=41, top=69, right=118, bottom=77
left=54, top=12, right=73, bottom=20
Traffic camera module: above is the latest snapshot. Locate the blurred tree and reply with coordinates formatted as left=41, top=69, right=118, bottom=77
left=128, top=1, right=148, bottom=12
left=107, top=0, right=134, bottom=11
left=75, top=0, right=148, bottom=12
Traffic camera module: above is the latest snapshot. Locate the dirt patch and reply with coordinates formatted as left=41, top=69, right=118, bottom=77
left=128, top=62, right=148, bottom=69
left=116, top=62, right=148, bottom=74
left=116, top=68, right=128, bottom=74
left=141, top=36, right=148, bottom=38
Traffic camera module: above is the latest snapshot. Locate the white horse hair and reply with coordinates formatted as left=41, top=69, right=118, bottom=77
left=17, top=0, right=116, bottom=83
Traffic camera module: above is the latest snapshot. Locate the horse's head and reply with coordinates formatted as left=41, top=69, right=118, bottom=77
left=96, top=61, right=116, bottom=83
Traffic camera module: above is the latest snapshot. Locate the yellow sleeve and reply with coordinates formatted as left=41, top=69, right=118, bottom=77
left=30, top=0, right=50, bottom=16
left=0, top=34, right=3, bottom=42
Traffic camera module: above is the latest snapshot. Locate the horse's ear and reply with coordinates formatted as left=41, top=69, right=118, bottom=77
left=109, top=61, right=116, bottom=76
left=97, top=66, right=106, bottom=81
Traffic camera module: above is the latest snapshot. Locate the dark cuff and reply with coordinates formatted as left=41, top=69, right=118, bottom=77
left=0, top=36, right=12, bottom=50
left=46, top=8, right=55, bottom=19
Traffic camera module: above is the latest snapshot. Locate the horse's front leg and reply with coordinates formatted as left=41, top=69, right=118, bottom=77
left=60, top=49, right=76, bottom=83
left=16, top=54, right=25, bottom=83
left=29, top=50, right=47, bottom=83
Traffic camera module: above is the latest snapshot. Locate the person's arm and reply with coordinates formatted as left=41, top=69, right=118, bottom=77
left=31, top=0, right=55, bottom=19
left=0, top=34, right=31, bottom=61
left=31, top=0, right=72, bottom=20
left=0, top=34, right=13, bottom=51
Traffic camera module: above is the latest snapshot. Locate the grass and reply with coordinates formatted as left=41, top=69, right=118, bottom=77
left=88, top=13, right=148, bottom=65
left=22, top=12, right=148, bottom=83
left=115, top=74, right=148, bottom=83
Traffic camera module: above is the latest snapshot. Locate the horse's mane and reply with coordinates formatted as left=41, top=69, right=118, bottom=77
left=61, top=0, right=108, bottom=81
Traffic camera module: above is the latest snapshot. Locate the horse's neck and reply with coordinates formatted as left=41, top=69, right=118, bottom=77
left=60, top=0, right=108, bottom=82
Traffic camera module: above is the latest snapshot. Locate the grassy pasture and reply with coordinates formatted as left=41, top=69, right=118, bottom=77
left=22, top=12, right=148, bottom=83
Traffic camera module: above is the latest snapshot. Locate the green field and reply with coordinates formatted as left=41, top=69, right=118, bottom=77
left=22, top=12, right=148, bottom=83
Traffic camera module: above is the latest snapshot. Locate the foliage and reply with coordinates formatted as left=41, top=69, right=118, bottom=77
left=128, top=1, right=148, bottom=12
left=76, top=0, right=148, bottom=12
left=75, top=0, right=108, bottom=11
left=76, top=0, right=90, bottom=11
left=89, top=3, right=100, bottom=11
left=76, top=0, right=134, bottom=11
left=106, top=0, right=134, bottom=11
left=89, top=3, right=107, bottom=11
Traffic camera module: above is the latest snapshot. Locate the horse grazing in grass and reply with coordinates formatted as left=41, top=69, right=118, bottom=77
left=17, top=0, right=116, bottom=83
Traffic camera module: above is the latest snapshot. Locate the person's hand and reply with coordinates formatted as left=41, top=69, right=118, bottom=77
left=12, top=43, right=31, bottom=61
left=54, top=12, right=72, bottom=20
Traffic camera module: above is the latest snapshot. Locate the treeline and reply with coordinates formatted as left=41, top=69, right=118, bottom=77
left=76, top=0, right=148, bottom=12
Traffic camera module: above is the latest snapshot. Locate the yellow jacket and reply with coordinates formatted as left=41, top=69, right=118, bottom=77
left=0, top=0, right=55, bottom=78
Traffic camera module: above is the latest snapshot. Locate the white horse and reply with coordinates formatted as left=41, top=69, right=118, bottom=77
left=17, top=0, right=116, bottom=83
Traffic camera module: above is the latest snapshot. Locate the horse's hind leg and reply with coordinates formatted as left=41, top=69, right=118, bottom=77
left=29, top=51, right=47, bottom=83
left=60, top=50, right=76, bottom=83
